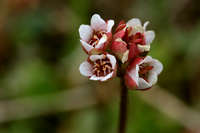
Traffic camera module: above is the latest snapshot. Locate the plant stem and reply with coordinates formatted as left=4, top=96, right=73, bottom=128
left=118, top=78, right=128, bottom=133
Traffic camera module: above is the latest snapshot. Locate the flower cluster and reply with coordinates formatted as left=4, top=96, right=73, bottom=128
left=79, top=14, right=163, bottom=90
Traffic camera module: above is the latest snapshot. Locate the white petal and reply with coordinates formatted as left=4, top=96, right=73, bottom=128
left=151, top=59, right=163, bottom=74
left=144, top=30, right=155, bottom=44
left=129, top=25, right=144, bottom=35
left=137, top=56, right=163, bottom=89
left=137, top=44, right=150, bottom=52
left=127, top=18, right=142, bottom=27
left=100, top=72, right=114, bottom=81
left=107, top=54, right=117, bottom=69
left=128, top=65, right=139, bottom=86
left=140, top=56, right=163, bottom=74
left=148, top=72, right=158, bottom=85
left=121, top=50, right=129, bottom=63
left=138, top=78, right=152, bottom=89
left=143, top=21, right=149, bottom=31
left=89, top=54, right=105, bottom=62
left=107, top=20, right=114, bottom=32
left=142, top=56, right=163, bottom=74
left=95, top=34, right=107, bottom=48
left=138, top=72, right=158, bottom=89
left=89, top=72, right=114, bottom=81
left=139, top=55, right=152, bottom=65
left=79, top=61, right=93, bottom=77
left=90, top=75, right=101, bottom=81
left=91, top=14, right=107, bottom=31
left=79, top=25, right=93, bottom=42
left=80, top=40, right=93, bottom=52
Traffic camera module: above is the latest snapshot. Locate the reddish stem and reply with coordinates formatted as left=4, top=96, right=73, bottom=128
left=118, top=78, right=128, bottom=133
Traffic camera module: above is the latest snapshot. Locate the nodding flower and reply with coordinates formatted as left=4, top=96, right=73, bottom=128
left=79, top=53, right=117, bottom=82
left=110, top=18, right=155, bottom=63
left=79, top=14, right=114, bottom=55
left=124, top=56, right=163, bottom=90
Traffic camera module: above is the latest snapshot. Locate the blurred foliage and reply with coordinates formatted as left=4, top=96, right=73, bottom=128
left=0, top=0, right=199, bottom=132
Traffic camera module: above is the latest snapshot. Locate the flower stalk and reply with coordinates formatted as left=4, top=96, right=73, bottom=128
left=78, top=13, right=163, bottom=132
left=118, top=77, right=128, bottom=133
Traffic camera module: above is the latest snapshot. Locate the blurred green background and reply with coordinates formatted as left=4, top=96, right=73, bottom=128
left=0, top=0, right=200, bottom=133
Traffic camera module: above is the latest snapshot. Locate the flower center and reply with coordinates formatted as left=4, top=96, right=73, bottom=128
left=122, top=27, right=145, bottom=46
left=132, top=32, right=145, bottom=45
left=92, top=56, right=113, bottom=77
left=89, top=31, right=106, bottom=47
left=139, top=63, right=153, bottom=82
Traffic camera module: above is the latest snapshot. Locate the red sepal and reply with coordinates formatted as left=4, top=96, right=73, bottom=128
left=124, top=72, right=138, bottom=90
left=115, top=20, right=126, bottom=33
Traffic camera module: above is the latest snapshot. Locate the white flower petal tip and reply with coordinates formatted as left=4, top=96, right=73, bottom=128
left=126, top=18, right=145, bottom=35
left=100, top=72, right=114, bottom=81
left=90, top=72, right=114, bottom=82
left=79, top=61, right=93, bottom=77
left=143, top=21, right=149, bottom=30
left=80, top=40, right=93, bottom=53
left=89, top=54, right=105, bottom=62
left=107, top=20, right=115, bottom=32
left=141, top=56, right=163, bottom=75
left=79, top=25, right=93, bottom=42
left=137, top=78, right=152, bottom=90
left=129, top=25, right=144, bottom=35
left=81, top=54, right=117, bottom=82
left=91, top=14, right=107, bottom=31
left=151, top=58, right=163, bottom=75
left=145, top=31, right=155, bottom=44
left=125, top=56, right=163, bottom=90
left=127, top=18, right=142, bottom=27
left=107, top=54, right=117, bottom=69
left=137, top=71, right=159, bottom=90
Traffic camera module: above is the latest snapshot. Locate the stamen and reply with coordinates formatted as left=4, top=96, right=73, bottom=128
left=92, top=56, right=113, bottom=77
left=92, top=67, right=98, bottom=72
left=93, top=35, right=98, bottom=39
left=105, top=65, right=112, bottom=69
left=89, top=31, right=106, bottom=47
left=103, top=67, right=107, bottom=75
left=94, top=63, right=100, bottom=67
left=97, top=70, right=100, bottom=77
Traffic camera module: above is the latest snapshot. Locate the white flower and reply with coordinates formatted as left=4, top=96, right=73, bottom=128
left=124, top=56, right=163, bottom=90
left=79, top=14, right=114, bottom=54
left=126, top=18, right=155, bottom=46
left=79, top=53, right=117, bottom=81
